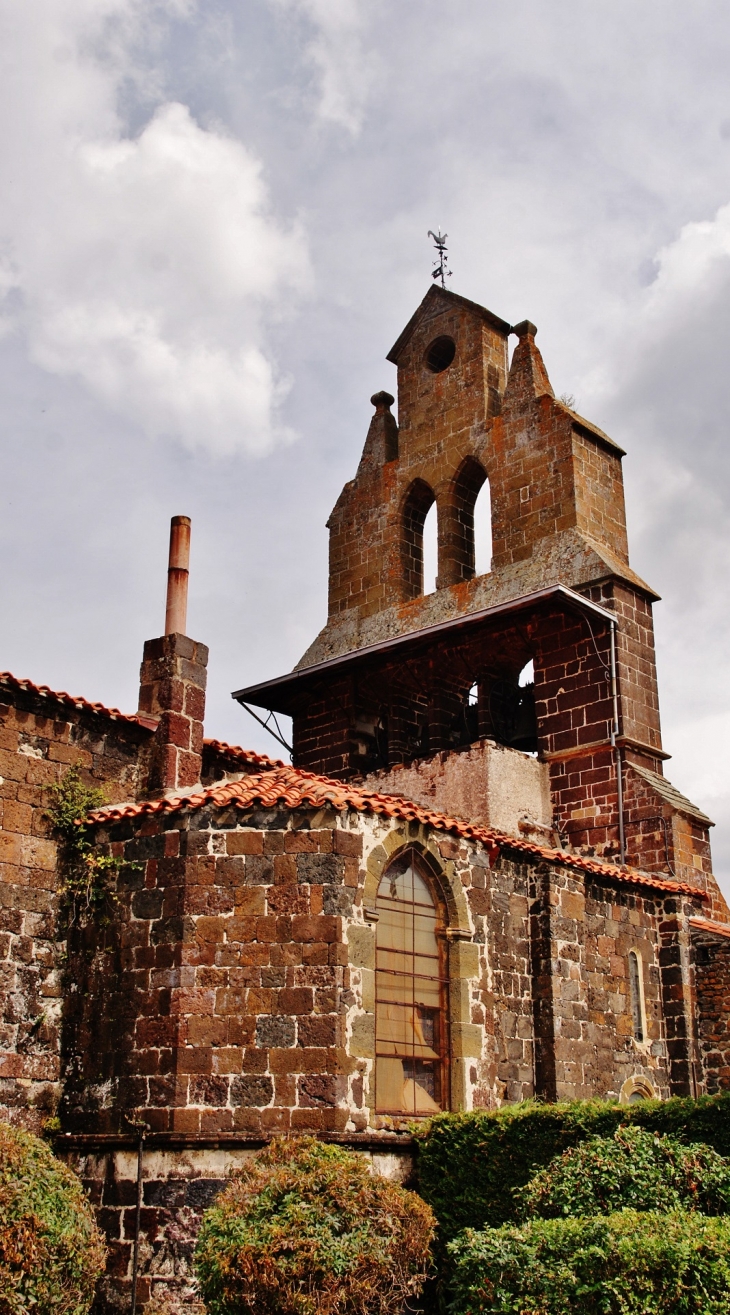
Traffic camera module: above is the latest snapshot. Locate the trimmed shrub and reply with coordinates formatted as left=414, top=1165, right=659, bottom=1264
left=516, top=1125, right=730, bottom=1219
left=194, top=1137, right=435, bottom=1315
left=0, top=1121, right=107, bottom=1315
left=446, top=1210, right=730, bottom=1315
left=414, top=1092, right=730, bottom=1238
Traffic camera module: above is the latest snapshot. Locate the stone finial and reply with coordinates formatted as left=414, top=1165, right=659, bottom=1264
left=371, top=391, right=395, bottom=410
left=356, top=391, right=398, bottom=467
left=511, top=320, right=538, bottom=340
left=503, top=320, right=554, bottom=406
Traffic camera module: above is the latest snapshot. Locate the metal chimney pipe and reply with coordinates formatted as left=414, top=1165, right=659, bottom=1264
left=164, top=515, right=191, bottom=636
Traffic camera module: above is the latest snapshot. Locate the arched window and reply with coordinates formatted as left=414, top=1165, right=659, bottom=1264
left=401, top=479, right=436, bottom=599
left=375, top=851, right=448, bottom=1115
left=422, top=501, right=438, bottom=594
left=439, top=457, right=488, bottom=587
left=628, top=950, right=646, bottom=1043
left=474, top=477, right=492, bottom=576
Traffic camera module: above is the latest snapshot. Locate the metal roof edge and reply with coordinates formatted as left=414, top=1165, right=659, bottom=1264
left=232, top=584, right=615, bottom=706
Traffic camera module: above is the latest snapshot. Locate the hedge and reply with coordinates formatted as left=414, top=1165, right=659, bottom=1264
left=0, top=1121, right=106, bottom=1315
left=446, top=1209, right=730, bottom=1315
left=414, top=1092, right=730, bottom=1237
left=195, top=1137, right=435, bottom=1315
left=515, top=1125, right=730, bottom=1219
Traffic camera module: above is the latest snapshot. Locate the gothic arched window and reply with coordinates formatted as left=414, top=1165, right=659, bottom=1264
left=401, top=479, right=436, bottom=599
left=374, top=851, right=449, bottom=1114
left=439, top=457, right=489, bottom=587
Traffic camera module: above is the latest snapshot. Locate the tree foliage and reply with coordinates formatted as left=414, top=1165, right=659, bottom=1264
left=515, top=1125, right=730, bottom=1220
left=195, top=1137, right=435, bottom=1315
left=0, top=1121, right=106, bottom=1315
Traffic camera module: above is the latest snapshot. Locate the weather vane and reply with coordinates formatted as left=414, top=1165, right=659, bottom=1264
left=428, top=229, right=451, bottom=288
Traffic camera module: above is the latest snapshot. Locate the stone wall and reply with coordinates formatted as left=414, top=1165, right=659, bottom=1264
left=61, top=803, right=500, bottom=1136
left=60, top=795, right=701, bottom=1136
left=0, top=655, right=260, bottom=1134
left=692, top=925, right=730, bottom=1093
left=0, top=679, right=153, bottom=1131
left=361, top=738, right=552, bottom=839
left=61, top=1136, right=415, bottom=1314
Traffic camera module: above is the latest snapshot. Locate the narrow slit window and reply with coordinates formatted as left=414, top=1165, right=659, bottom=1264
left=629, top=950, right=645, bottom=1042
left=375, top=853, right=448, bottom=1115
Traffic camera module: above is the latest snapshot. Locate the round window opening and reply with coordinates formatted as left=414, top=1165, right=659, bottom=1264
left=425, top=335, right=456, bottom=373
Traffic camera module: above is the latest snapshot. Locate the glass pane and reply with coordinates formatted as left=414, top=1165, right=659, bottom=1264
left=629, top=952, right=644, bottom=1042
left=374, top=855, right=447, bottom=1114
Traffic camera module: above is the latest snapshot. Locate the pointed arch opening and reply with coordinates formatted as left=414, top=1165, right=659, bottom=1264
left=401, top=479, right=436, bottom=599
left=474, top=476, right=492, bottom=576
left=422, top=501, right=438, bottom=594
left=439, top=457, right=489, bottom=587
left=374, top=849, right=449, bottom=1115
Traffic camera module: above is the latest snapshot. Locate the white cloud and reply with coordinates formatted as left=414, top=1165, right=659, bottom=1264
left=270, top=0, right=376, bottom=133
left=0, top=1, right=309, bottom=455
left=591, top=199, right=730, bottom=880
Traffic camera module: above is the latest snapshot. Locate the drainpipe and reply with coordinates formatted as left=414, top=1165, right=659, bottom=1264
left=164, top=515, right=191, bottom=636
left=609, top=619, right=626, bottom=865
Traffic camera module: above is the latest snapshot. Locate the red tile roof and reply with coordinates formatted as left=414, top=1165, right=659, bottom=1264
left=0, top=674, right=282, bottom=772
left=689, top=916, right=730, bottom=939
left=87, top=763, right=706, bottom=900
left=0, top=671, right=157, bottom=730
left=203, top=738, right=283, bottom=770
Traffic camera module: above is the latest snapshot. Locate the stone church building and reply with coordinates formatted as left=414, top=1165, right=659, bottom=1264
left=2, top=284, right=730, bottom=1306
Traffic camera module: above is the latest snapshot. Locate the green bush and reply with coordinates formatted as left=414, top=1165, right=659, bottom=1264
left=194, top=1137, right=435, bottom=1315
left=446, top=1210, right=730, bottom=1315
left=414, top=1092, right=730, bottom=1238
left=515, top=1125, right=730, bottom=1219
left=0, top=1121, right=106, bottom=1315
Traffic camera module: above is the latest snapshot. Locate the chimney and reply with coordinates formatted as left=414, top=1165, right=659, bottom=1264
left=138, top=516, right=208, bottom=794
left=165, top=515, right=191, bottom=636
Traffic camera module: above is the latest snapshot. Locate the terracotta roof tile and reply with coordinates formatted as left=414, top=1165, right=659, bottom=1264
left=0, top=674, right=281, bottom=771
left=86, top=764, right=706, bottom=900
left=689, top=916, right=730, bottom=939
left=0, top=671, right=157, bottom=731
left=203, top=738, right=283, bottom=770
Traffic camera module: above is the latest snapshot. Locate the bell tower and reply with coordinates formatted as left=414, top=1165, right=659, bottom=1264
left=234, top=285, right=720, bottom=906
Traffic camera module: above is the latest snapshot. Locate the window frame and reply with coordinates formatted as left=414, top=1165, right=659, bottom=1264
left=628, top=948, right=647, bottom=1044
left=373, top=847, right=450, bottom=1117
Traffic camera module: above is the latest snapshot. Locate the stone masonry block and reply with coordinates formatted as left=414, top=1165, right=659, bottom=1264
left=347, top=925, right=375, bottom=969
left=297, top=854, right=346, bottom=886
left=230, top=1074, right=273, bottom=1107
left=349, top=1014, right=374, bottom=1058
left=256, top=1015, right=295, bottom=1048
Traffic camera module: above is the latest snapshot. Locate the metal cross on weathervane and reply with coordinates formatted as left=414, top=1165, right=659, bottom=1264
left=428, top=229, right=451, bottom=288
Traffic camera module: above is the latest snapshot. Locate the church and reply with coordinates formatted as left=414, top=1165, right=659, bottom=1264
left=2, top=284, right=730, bottom=1307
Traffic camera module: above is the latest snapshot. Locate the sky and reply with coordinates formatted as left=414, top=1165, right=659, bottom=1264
left=1, top=0, right=729, bottom=884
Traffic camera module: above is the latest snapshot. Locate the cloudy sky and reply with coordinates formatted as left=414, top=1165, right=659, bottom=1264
left=1, top=0, right=729, bottom=883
